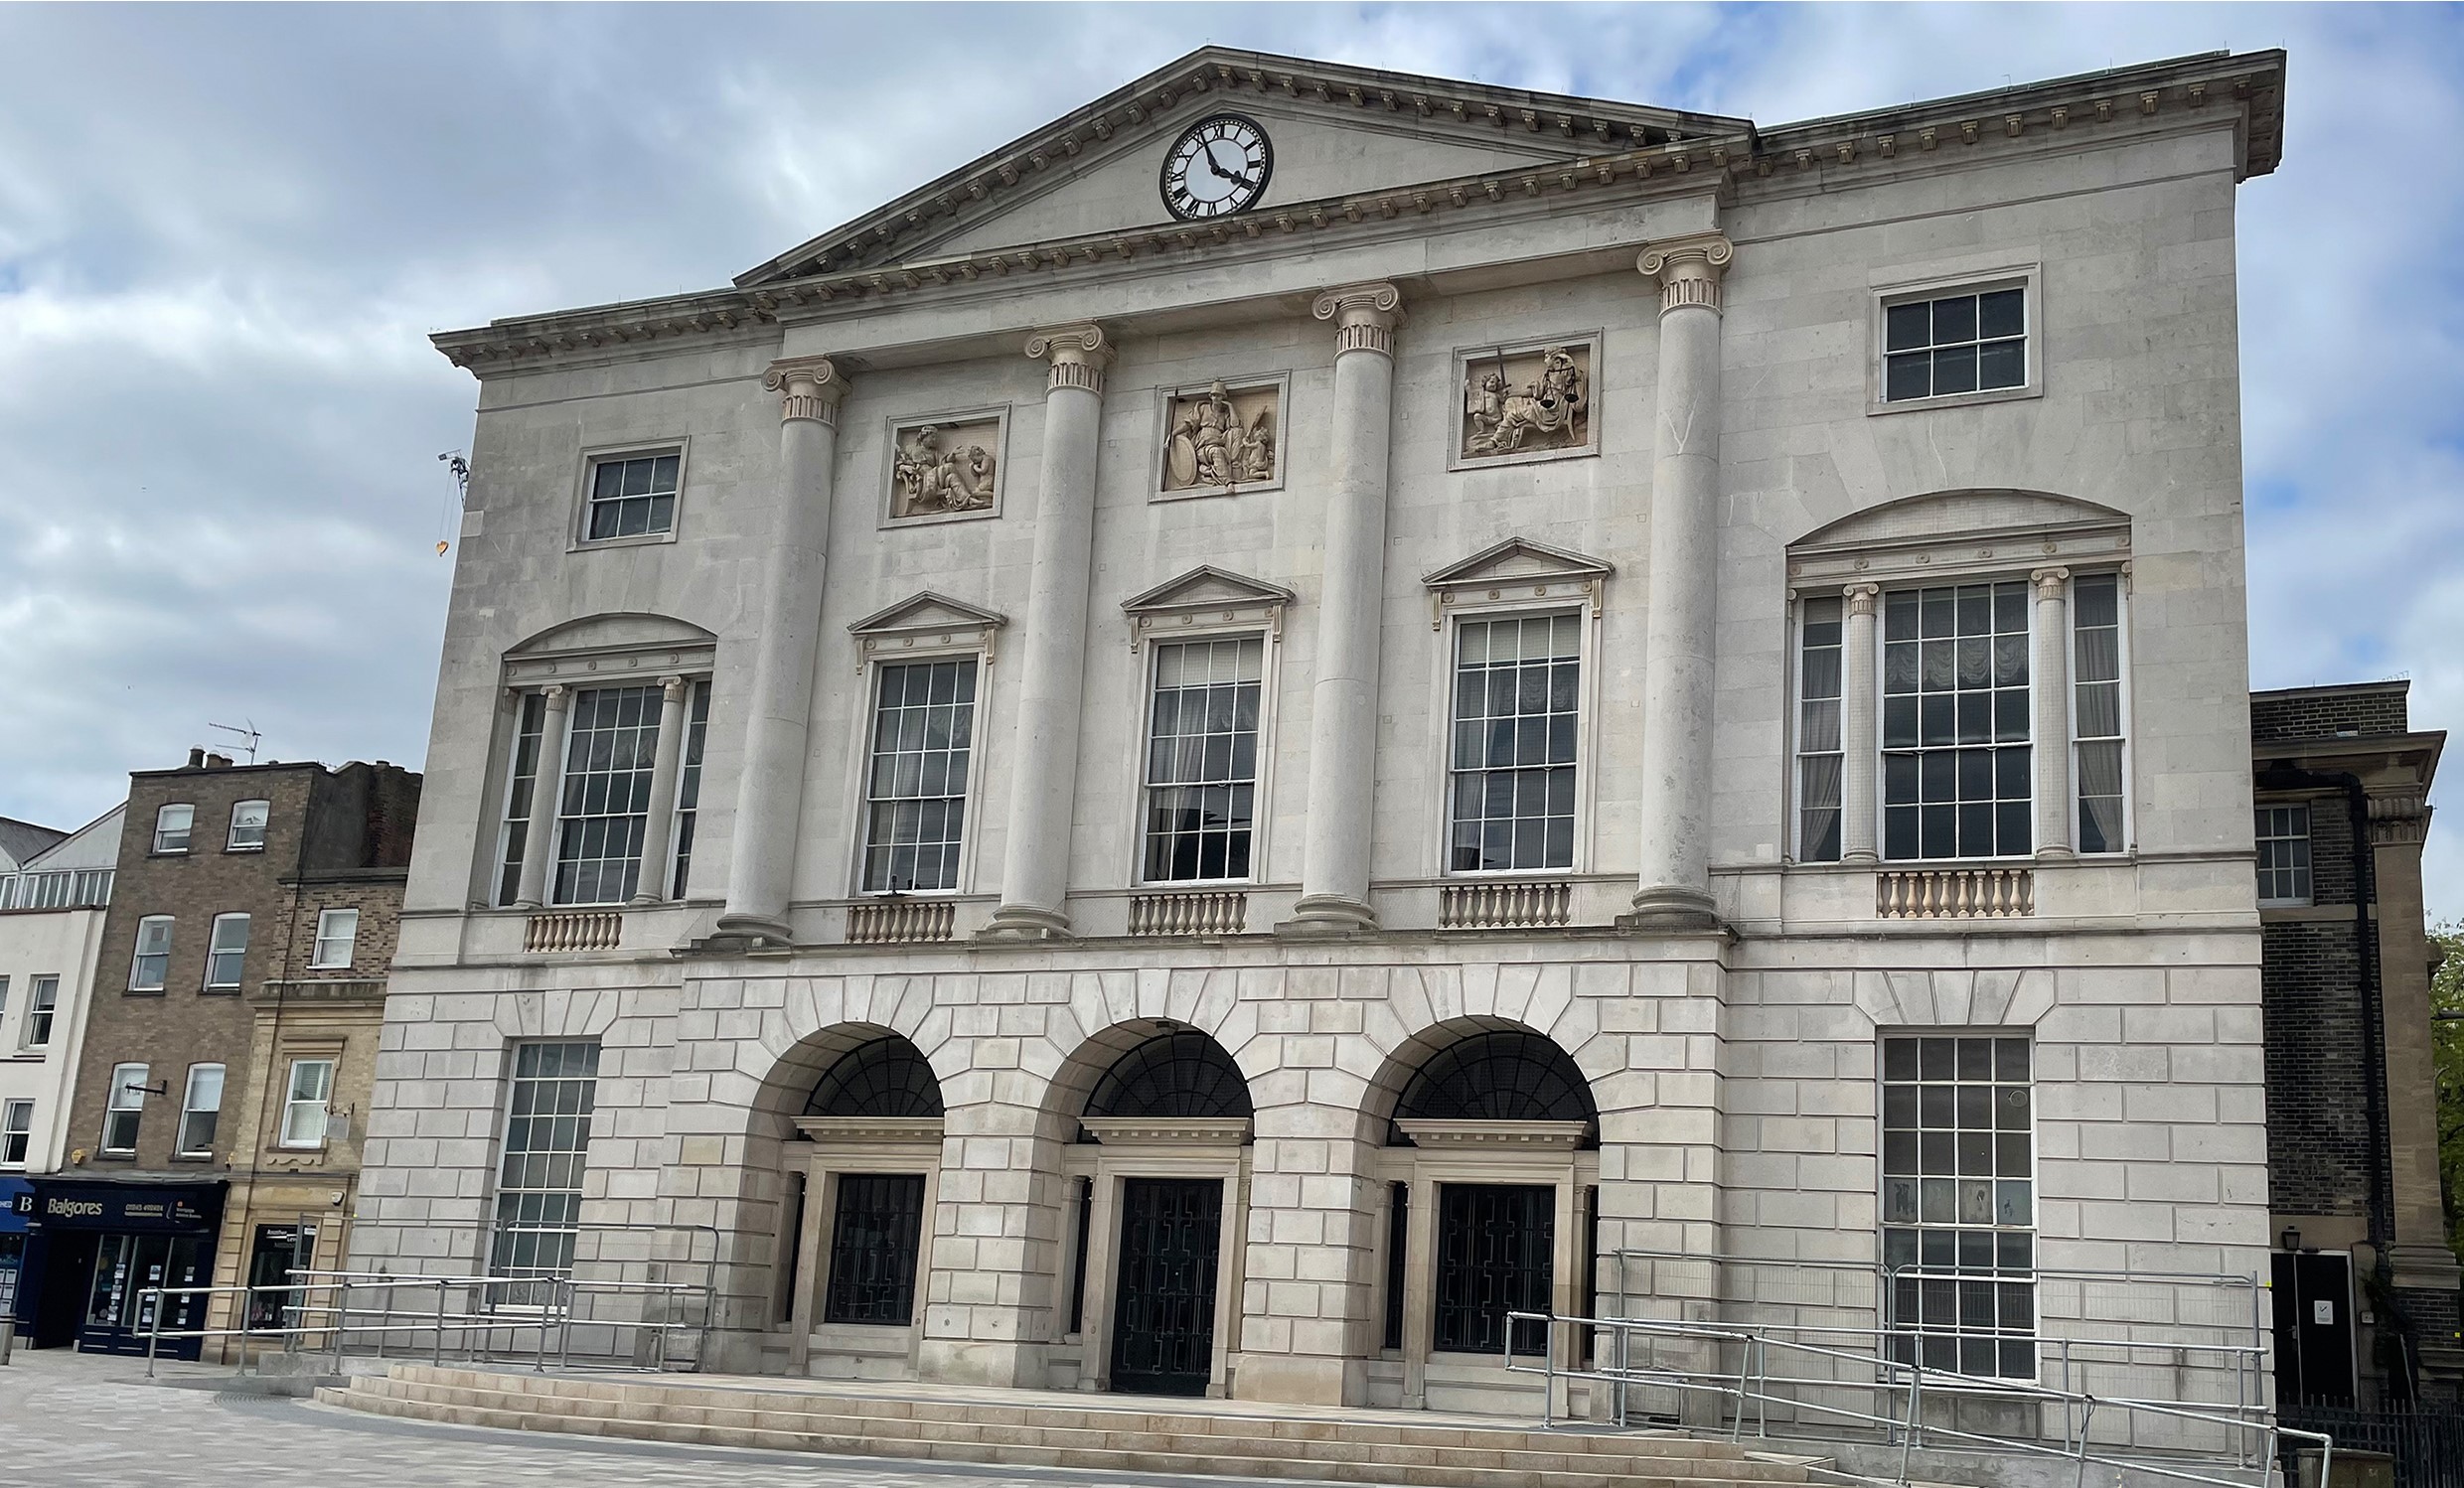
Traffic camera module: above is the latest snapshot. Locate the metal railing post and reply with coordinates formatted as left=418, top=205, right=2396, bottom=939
left=434, top=1279, right=446, bottom=1366
left=1899, top=1360, right=1923, bottom=1485
left=331, top=1279, right=349, bottom=1371
left=144, top=1288, right=163, bottom=1379
left=557, top=1277, right=575, bottom=1371
left=2074, top=1401, right=2094, bottom=1488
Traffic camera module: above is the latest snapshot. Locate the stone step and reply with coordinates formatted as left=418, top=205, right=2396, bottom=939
left=377, top=1363, right=1758, bottom=1462
left=320, top=1367, right=1829, bottom=1488
left=318, top=1386, right=1745, bottom=1488
left=343, top=1374, right=1800, bottom=1481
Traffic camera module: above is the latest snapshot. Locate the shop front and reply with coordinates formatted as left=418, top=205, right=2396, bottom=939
left=15, top=1178, right=226, bottom=1357
left=0, top=1176, right=30, bottom=1335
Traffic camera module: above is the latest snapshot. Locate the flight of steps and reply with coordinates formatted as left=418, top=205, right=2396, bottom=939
left=317, top=1364, right=1840, bottom=1488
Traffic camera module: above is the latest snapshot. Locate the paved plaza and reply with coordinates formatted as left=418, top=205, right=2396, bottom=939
left=0, top=1350, right=1306, bottom=1488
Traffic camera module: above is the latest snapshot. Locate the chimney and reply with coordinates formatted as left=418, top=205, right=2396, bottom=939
left=187, top=747, right=206, bottom=768
left=205, top=753, right=233, bottom=769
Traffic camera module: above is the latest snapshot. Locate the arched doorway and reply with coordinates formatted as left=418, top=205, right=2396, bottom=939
left=784, top=1031, right=946, bottom=1379
left=1052, top=1025, right=1253, bottom=1399
left=1365, top=1021, right=1600, bottom=1413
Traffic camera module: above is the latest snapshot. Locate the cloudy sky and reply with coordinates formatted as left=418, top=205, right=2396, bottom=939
left=3, top=4, right=2460, bottom=907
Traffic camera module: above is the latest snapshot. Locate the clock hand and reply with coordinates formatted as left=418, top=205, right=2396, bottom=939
left=1196, top=144, right=1237, bottom=184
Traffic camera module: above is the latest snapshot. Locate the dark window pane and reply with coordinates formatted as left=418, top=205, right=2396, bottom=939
left=1979, top=288, right=2026, bottom=339
left=1978, top=339, right=2025, bottom=389
left=1884, top=697, right=1919, bottom=749
left=1933, top=345, right=1978, bottom=395
left=1885, top=807, right=1919, bottom=859
left=1886, top=301, right=1932, bottom=352
left=1933, top=295, right=1977, bottom=344
left=1886, top=353, right=1930, bottom=401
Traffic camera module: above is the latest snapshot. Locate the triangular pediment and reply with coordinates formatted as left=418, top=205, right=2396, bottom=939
left=738, top=48, right=1747, bottom=284
left=1121, top=565, right=1298, bottom=617
left=848, top=591, right=1009, bottom=638
left=1423, top=537, right=1615, bottom=590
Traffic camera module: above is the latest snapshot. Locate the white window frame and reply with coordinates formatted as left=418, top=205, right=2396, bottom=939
left=1792, top=591, right=1849, bottom=862
left=492, top=688, right=557, bottom=908
left=311, top=908, right=361, bottom=970
left=279, top=1058, right=336, bottom=1148
left=1867, top=260, right=2043, bottom=417
left=1876, top=579, right=2038, bottom=864
left=2256, top=804, right=2315, bottom=908
left=1432, top=604, right=1600, bottom=878
left=177, top=1063, right=225, bottom=1157
left=101, top=1063, right=148, bottom=1154
left=572, top=440, right=688, bottom=549
left=1134, top=630, right=1278, bottom=887
left=849, top=653, right=987, bottom=897
left=227, top=799, right=269, bottom=851
left=23, top=975, right=57, bottom=1049
left=204, top=912, right=250, bottom=990
left=489, top=1040, right=602, bottom=1304
left=130, top=916, right=174, bottom=991
left=152, top=803, right=195, bottom=854
left=2068, top=572, right=2133, bottom=855
left=0, top=1100, right=29, bottom=1167
left=838, top=643, right=993, bottom=899
left=1879, top=1030, right=2039, bottom=1381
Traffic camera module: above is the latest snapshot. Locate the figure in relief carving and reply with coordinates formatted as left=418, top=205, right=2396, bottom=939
left=1464, top=347, right=1588, bottom=456
left=1166, top=380, right=1277, bottom=490
left=892, top=422, right=998, bottom=517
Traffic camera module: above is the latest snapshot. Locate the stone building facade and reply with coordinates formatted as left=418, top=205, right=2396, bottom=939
left=2251, top=681, right=2460, bottom=1406
left=361, top=47, right=2290, bottom=1418
left=10, top=752, right=418, bottom=1358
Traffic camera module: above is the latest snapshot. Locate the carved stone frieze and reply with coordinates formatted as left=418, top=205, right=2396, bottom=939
left=1452, top=335, right=1600, bottom=468
left=1157, top=375, right=1284, bottom=498
left=884, top=409, right=1006, bottom=524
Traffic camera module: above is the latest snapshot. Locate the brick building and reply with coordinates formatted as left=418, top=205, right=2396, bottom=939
left=10, top=751, right=418, bottom=1358
left=2252, top=681, right=2459, bottom=1407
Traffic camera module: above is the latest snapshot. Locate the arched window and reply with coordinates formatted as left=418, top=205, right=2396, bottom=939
left=1390, top=1029, right=1596, bottom=1144
left=1084, top=1031, right=1253, bottom=1120
left=804, top=1036, right=944, bottom=1118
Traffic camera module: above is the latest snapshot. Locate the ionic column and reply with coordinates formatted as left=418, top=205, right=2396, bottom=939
left=629, top=674, right=692, bottom=905
left=2030, top=566, right=2075, bottom=859
left=1840, top=584, right=1882, bottom=864
left=513, top=683, right=571, bottom=909
left=1282, top=282, right=1404, bottom=936
left=982, top=324, right=1113, bottom=940
left=1626, top=234, right=1734, bottom=929
left=716, top=356, right=847, bottom=941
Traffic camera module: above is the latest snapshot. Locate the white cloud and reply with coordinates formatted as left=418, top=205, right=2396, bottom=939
left=3, top=3, right=2460, bottom=921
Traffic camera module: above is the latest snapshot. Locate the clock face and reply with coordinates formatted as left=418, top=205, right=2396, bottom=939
left=1160, top=114, right=1272, bottom=221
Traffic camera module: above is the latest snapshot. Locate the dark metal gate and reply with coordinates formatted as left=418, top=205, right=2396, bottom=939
left=1435, top=1183, right=1553, bottom=1355
left=824, top=1173, right=924, bottom=1325
left=1110, top=1177, right=1222, bottom=1396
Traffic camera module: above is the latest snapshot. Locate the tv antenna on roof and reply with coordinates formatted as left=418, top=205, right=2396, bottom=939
left=208, top=720, right=262, bottom=764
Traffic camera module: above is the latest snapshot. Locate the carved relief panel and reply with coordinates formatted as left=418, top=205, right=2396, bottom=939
left=1451, top=335, right=1602, bottom=470
left=883, top=408, right=1008, bottom=525
left=1155, top=374, right=1287, bottom=501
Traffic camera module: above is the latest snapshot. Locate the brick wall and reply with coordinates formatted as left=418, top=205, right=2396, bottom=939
left=2251, top=684, right=2410, bottom=743
left=2260, top=920, right=2375, bottom=1217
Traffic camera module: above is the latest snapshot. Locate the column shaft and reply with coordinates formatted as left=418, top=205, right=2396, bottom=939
left=1285, top=283, right=1403, bottom=934
left=514, top=684, right=571, bottom=909
left=1628, top=235, right=1734, bottom=927
left=2031, top=567, right=2075, bottom=859
left=717, top=356, right=847, bottom=940
left=1840, top=584, right=1882, bottom=863
left=630, top=674, right=692, bottom=905
left=984, top=325, right=1112, bottom=939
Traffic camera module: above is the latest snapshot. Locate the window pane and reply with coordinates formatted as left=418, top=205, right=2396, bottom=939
left=1885, top=353, right=1930, bottom=402
left=1932, top=345, right=1977, bottom=395
left=1885, top=301, right=1931, bottom=353
left=489, top=1041, right=600, bottom=1303
left=1979, top=288, right=2026, bottom=339
left=1978, top=339, right=2025, bottom=389
left=1449, top=617, right=1580, bottom=872
left=1882, top=1032, right=2036, bottom=1379
left=1932, top=295, right=1977, bottom=344
left=864, top=661, right=980, bottom=892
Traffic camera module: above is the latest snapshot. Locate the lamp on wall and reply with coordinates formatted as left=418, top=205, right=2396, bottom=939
left=2280, top=1225, right=2303, bottom=1253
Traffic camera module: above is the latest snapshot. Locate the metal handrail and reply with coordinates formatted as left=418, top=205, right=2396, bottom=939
left=1504, top=1310, right=2328, bottom=1488
left=138, top=1269, right=714, bottom=1379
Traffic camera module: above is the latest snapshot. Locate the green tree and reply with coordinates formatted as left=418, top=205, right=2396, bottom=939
left=2433, top=923, right=2464, bottom=1262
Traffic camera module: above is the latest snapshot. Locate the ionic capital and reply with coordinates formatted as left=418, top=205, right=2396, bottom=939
left=762, top=355, right=847, bottom=426
left=1844, top=582, right=1881, bottom=617
left=1025, top=322, right=1114, bottom=395
left=1311, top=281, right=1405, bottom=358
left=1636, top=232, right=1736, bottom=316
left=539, top=681, right=569, bottom=704
left=659, top=673, right=689, bottom=699
left=2031, top=565, right=2072, bottom=599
